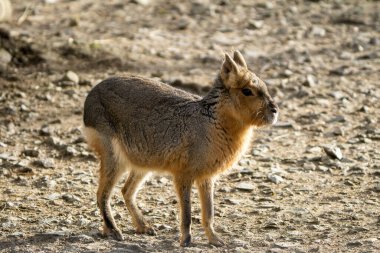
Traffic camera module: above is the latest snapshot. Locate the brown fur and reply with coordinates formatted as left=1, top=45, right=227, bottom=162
left=83, top=50, right=278, bottom=247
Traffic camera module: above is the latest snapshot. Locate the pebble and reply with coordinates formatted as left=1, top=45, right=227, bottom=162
left=62, top=71, right=79, bottom=84
left=131, top=0, right=151, bottom=5
left=267, top=174, right=284, bottom=184
left=248, top=20, right=264, bottom=29
left=332, top=127, right=344, bottom=136
left=323, top=146, right=343, bottom=160
left=271, top=242, right=299, bottom=249
left=65, top=146, right=78, bottom=156
left=283, top=69, right=293, bottom=77
left=310, top=26, right=326, bottom=37
left=35, top=176, right=56, bottom=188
left=8, top=232, right=24, bottom=237
left=235, top=182, right=255, bottom=192
left=34, top=158, right=55, bottom=168
left=262, top=221, right=280, bottom=229
left=39, top=126, right=52, bottom=136
left=0, top=48, right=12, bottom=65
left=46, top=136, right=65, bottom=149
left=62, top=194, right=82, bottom=203
left=303, top=162, right=316, bottom=171
left=344, top=166, right=366, bottom=176
left=46, top=192, right=61, bottom=201
left=69, top=234, right=95, bottom=243
left=346, top=241, right=363, bottom=247
left=157, top=224, right=172, bottom=230
left=305, top=74, right=316, bottom=87
left=175, top=17, right=191, bottom=30
left=190, top=1, right=213, bottom=16
left=22, top=149, right=39, bottom=157
left=317, top=165, right=329, bottom=172
left=327, top=115, right=346, bottom=123
left=224, top=198, right=240, bottom=205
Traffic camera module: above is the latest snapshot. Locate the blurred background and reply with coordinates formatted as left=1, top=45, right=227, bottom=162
left=0, top=0, right=379, bottom=252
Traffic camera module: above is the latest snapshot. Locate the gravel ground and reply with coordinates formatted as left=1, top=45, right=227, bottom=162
left=0, top=0, right=379, bottom=252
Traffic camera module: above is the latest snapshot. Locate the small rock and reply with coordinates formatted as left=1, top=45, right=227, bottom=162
left=359, top=106, right=370, bottom=113
left=305, top=74, right=316, bottom=87
left=62, top=71, right=79, bottom=85
left=224, top=198, right=240, bottom=205
left=235, top=182, right=255, bottom=192
left=333, top=127, right=344, bottom=136
left=175, top=17, right=191, bottom=30
left=346, top=241, right=363, bottom=248
left=339, top=51, right=354, bottom=60
left=46, top=192, right=61, bottom=200
left=65, top=146, right=78, bottom=156
left=34, top=158, right=55, bottom=168
left=271, top=242, right=299, bottom=249
left=157, top=224, right=172, bottom=230
left=283, top=69, right=293, bottom=77
left=46, top=136, right=65, bottom=149
left=39, top=126, right=51, bottom=136
left=8, top=232, right=23, bottom=237
left=344, top=166, right=366, bottom=176
left=268, top=174, right=284, bottom=184
left=62, top=194, right=81, bottom=203
left=69, top=234, right=95, bottom=243
left=22, top=149, right=39, bottom=157
left=323, top=146, right=343, bottom=160
left=256, top=2, right=274, bottom=9
left=310, top=26, right=326, bottom=37
left=262, top=221, right=280, bottom=229
left=330, top=65, right=356, bottom=76
left=35, top=176, right=56, bottom=188
left=317, top=165, right=329, bottom=172
left=218, top=186, right=232, bottom=193
left=131, top=0, right=151, bottom=5
left=190, top=1, right=213, bottom=16
left=369, top=37, right=380, bottom=46
left=327, top=115, right=346, bottom=123
left=303, top=162, right=316, bottom=171
left=248, top=20, right=264, bottom=29
left=0, top=48, right=12, bottom=66
left=20, top=104, right=30, bottom=112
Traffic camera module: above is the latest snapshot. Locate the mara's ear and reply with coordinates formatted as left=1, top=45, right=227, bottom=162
left=233, top=50, right=247, bottom=69
left=220, top=53, right=242, bottom=88
left=221, top=53, right=239, bottom=75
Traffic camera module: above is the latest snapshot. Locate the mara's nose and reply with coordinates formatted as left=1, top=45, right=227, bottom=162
left=269, top=102, right=278, bottom=114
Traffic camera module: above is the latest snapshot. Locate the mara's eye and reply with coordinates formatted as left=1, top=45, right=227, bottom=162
left=241, top=88, right=254, bottom=96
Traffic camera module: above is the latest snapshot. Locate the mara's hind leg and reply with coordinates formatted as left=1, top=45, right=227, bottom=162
left=97, top=150, right=125, bottom=240
left=122, top=171, right=156, bottom=235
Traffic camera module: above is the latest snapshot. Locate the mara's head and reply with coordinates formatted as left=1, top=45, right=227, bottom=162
left=218, top=50, right=279, bottom=127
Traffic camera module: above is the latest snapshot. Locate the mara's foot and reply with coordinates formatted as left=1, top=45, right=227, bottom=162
left=136, top=225, right=156, bottom=236
left=103, top=227, right=124, bottom=241
left=209, top=235, right=225, bottom=247
left=180, top=234, right=192, bottom=247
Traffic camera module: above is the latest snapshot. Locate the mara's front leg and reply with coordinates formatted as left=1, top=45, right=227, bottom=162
left=196, top=178, right=224, bottom=247
left=174, top=177, right=193, bottom=247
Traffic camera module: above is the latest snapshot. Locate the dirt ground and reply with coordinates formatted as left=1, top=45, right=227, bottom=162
left=0, top=0, right=379, bottom=252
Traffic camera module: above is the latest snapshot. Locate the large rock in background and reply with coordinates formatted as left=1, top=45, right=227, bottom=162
left=0, top=0, right=12, bottom=22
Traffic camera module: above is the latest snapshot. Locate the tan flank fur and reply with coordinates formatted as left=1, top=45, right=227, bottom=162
left=83, top=51, right=279, bottom=247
